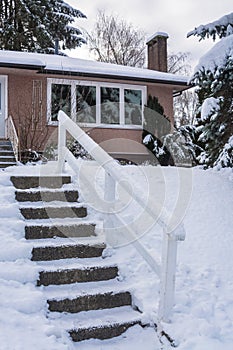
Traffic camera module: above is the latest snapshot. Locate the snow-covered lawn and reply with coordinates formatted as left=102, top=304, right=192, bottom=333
left=0, top=163, right=232, bottom=350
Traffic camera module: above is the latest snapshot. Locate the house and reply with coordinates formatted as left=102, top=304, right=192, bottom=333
left=0, top=32, right=189, bottom=162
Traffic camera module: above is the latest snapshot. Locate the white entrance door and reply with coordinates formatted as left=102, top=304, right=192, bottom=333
left=0, top=76, right=7, bottom=138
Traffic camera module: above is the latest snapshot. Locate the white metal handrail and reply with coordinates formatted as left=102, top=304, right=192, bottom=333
left=57, top=110, right=186, bottom=322
left=5, top=115, right=19, bottom=161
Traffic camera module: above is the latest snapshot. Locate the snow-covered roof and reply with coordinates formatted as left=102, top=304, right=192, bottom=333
left=0, top=50, right=188, bottom=86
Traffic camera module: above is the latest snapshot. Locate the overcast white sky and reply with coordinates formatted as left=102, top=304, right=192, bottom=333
left=66, top=0, right=232, bottom=70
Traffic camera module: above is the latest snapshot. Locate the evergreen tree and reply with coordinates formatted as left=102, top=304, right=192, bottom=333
left=142, top=95, right=174, bottom=165
left=163, top=125, right=202, bottom=166
left=188, top=13, right=233, bottom=168
left=0, top=0, right=86, bottom=53
left=142, top=95, right=201, bottom=166
left=143, top=95, right=170, bottom=138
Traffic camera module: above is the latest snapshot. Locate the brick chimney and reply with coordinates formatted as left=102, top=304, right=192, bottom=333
left=146, top=32, right=169, bottom=72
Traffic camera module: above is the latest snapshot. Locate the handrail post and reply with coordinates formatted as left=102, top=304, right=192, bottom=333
left=158, top=229, right=178, bottom=322
left=104, top=172, right=116, bottom=246
left=57, top=116, right=66, bottom=173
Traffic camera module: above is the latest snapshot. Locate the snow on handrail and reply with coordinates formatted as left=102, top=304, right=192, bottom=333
left=57, top=110, right=186, bottom=322
left=57, top=110, right=185, bottom=239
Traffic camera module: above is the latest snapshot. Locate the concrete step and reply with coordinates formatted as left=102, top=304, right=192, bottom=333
left=48, top=291, right=132, bottom=313
left=43, top=278, right=131, bottom=303
left=0, top=140, right=12, bottom=145
left=31, top=243, right=106, bottom=261
left=0, top=144, right=13, bottom=151
left=10, top=176, right=71, bottom=189
left=20, top=205, right=87, bottom=219
left=48, top=306, right=143, bottom=342
left=0, top=162, right=16, bottom=168
left=0, top=151, right=14, bottom=157
left=70, top=320, right=141, bottom=342
left=0, top=139, right=11, bottom=145
left=25, top=223, right=96, bottom=239
left=16, top=189, right=79, bottom=202
left=0, top=156, right=16, bottom=162
left=37, top=265, right=118, bottom=286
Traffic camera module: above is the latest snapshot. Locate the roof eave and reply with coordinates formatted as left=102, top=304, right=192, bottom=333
left=0, top=62, right=46, bottom=70
left=40, top=68, right=189, bottom=87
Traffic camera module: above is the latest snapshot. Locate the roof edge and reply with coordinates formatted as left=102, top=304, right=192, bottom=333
left=40, top=69, right=189, bottom=86
left=0, top=62, right=46, bottom=70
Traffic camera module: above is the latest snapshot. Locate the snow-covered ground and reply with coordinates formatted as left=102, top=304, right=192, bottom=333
left=0, top=162, right=232, bottom=350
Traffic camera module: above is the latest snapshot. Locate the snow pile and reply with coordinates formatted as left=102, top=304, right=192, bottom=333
left=163, top=167, right=233, bottom=350
left=200, top=97, right=221, bottom=121
left=0, top=163, right=233, bottom=349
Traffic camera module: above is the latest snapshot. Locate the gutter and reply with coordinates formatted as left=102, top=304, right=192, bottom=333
left=39, top=69, right=189, bottom=87
left=0, top=62, right=46, bottom=71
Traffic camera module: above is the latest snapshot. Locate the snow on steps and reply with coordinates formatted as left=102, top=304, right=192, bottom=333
left=25, top=222, right=96, bottom=239
left=41, top=276, right=130, bottom=299
left=11, top=174, right=146, bottom=343
left=48, top=290, right=132, bottom=313
left=0, top=161, right=16, bottom=168
left=10, top=175, right=71, bottom=189
left=37, top=265, right=119, bottom=286
left=0, top=140, right=16, bottom=168
left=15, top=189, right=79, bottom=202
left=49, top=306, right=143, bottom=342
left=31, top=242, right=106, bottom=261
left=0, top=150, right=15, bottom=156
left=20, top=204, right=87, bottom=219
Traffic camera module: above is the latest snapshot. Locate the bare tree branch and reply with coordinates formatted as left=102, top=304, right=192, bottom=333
left=168, top=51, right=198, bottom=126
left=86, top=10, right=146, bottom=68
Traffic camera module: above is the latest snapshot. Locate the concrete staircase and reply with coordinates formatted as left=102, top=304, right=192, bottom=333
left=0, top=139, right=17, bottom=168
left=11, top=175, right=144, bottom=343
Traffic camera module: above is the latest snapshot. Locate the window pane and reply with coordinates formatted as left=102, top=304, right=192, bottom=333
left=51, top=84, right=71, bottom=121
left=124, top=89, right=142, bottom=125
left=101, top=87, right=120, bottom=124
left=76, top=85, right=96, bottom=123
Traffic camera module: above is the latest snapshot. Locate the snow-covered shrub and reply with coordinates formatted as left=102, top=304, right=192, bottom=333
left=142, top=132, right=174, bottom=166
left=67, top=140, right=92, bottom=160
left=142, top=93, right=200, bottom=166
left=214, top=135, right=233, bottom=168
left=163, top=125, right=202, bottom=166
left=142, top=95, right=174, bottom=165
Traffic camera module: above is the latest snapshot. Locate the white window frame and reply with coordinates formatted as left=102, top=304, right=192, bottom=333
left=47, top=78, right=147, bottom=129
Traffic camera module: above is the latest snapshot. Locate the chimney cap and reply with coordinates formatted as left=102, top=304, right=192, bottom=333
left=146, top=32, right=169, bottom=45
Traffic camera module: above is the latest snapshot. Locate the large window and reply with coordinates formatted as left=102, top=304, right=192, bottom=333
left=124, top=89, right=142, bottom=125
left=51, top=84, right=71, bottom=121
left=47, top=79, right=146, bottom=128
left=76, top=85, right=96, bottom=124
left=101, top=87, right=120, bottom=124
